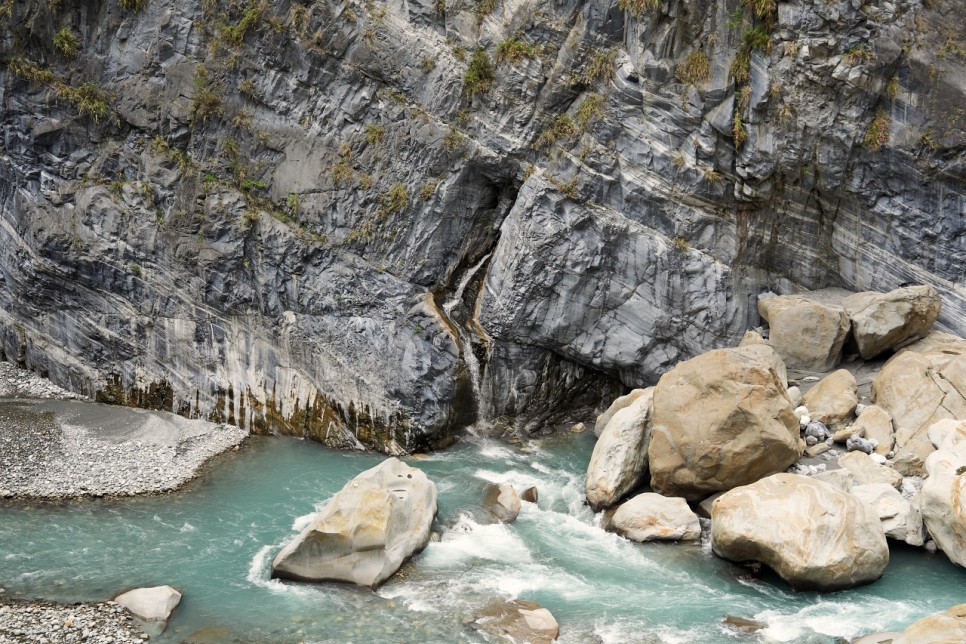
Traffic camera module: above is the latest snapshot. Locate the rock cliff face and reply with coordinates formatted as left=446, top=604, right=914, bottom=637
left=1, top=0, right=963, bottom=451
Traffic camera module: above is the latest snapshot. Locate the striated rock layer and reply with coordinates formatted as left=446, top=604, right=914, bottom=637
left=1, top=0, right=963, bottom=450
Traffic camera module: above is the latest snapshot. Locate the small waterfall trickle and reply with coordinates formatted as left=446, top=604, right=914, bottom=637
left=441, top=253, right=492, bottom=426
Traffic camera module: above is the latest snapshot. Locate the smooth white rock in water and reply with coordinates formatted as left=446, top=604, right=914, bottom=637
left=603, top=493, right=701, bottom=542
left=468, top=599, right=560, bottom=644
left=585, top=388, right=654, bottom=510
left=271, top=457, right=437, bottom=588
left=113, top=586, right=182, bottom=622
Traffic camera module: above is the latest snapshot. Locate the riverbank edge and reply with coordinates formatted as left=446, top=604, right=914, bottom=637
left=0, top=594, right=149, bottom=643
left=0, top=360, right=250, bottom=501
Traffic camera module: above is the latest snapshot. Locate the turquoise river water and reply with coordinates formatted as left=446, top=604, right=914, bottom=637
left=1, top=433, right=965, bottom=643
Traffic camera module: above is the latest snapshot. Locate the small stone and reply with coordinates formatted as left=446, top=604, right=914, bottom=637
left=805, top=421, right=830, bottom=441
left=847, top=435, right=875, bottom=454
left=806, top=443, right=830, bottom=458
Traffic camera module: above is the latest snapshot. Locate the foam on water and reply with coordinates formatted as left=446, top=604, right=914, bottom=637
left=423, top=513, right=534, bottom=567
left=755, top=597, right=926, bottom=642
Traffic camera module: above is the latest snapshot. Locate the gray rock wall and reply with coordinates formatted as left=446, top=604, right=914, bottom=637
left=0, top=0, right=962, bottom=450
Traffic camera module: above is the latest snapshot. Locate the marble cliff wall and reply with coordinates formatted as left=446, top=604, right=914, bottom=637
left=0, top=0, right=963, bottom=450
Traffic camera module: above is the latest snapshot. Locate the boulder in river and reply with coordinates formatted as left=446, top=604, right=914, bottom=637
left=920, top=421, right=966, bottom=568
left=889, top=603, right=966, bottom=644
left=484, top=483, right=522, bottom=523
left=521, top=486, right=539, bottom=503
left=113, top=585, right=182, bottom=622
left=594, top=388, right=650, bottom=437
left=466, top=599, right=560, bottom=644
left=603, top=493, right=701, bottom=542
left=586, top=388, right=654, bottom=510
left=757, top=295, right=851, bottom=371
left=271, top=457, right=437, bottom=588
left=648, top=346, right=800, bottom=500
left=711, top=473, right=889, bottom=591
left=842, top=285, right=941, bottom=360
left=801, top=369, right=858, bottom=430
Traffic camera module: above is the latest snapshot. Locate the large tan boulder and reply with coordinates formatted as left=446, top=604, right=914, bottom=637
left=648, top=346, right=800, bottom=500
left=872, top=333, right=966, bottom=475
left=842, top=285, right=941, bottom=360
left=467, top=599, right=560, bottom=643
left=921, top=421, right=966, bottom=568
left=271, top=457, right=437, bottom=588
left=838, top=451, right=903, bottom=489
left=711, top=474, right=889, bottom=591
left=603, top=493, right=701, bottom=542
left=890, top=603, right=966, bottom=644
left=851, top=483, right=924, bottom=546
left=851, top=405, right=894, bottom=455
left=801, top=369, right=858, bottom=429
left=585, top=389, right=654, bottom=510
left=758, top=295, right=851, bottom=371
left=741, top=342, right=789, bottom=387
left=594, top=388, right=651, bottom=437
left=114, top=585, right=182, bottom=622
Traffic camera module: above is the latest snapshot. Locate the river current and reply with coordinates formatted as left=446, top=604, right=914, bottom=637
left=1, top=433, right=964, bottom=642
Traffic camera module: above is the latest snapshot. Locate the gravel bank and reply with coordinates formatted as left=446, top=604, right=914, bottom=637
left=0, top=362, right=248, bottom=499
left=0, top=362, right=85, bottom=400
left=0, top=597, right=147, bottom=643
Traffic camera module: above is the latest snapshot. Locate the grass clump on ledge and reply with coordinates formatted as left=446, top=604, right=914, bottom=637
left=464, top=49, right=494, bottom=95
left=496, top=38, right=536, bottom=64
left=221, top=0, right=267, bottom=46
left=380, top=183, right=409, bottom=215
left=617, top=0, right=660, bottom=17
left=863, top=110, right=890, bottom=151
left=535, top=114, right=577, bottom=150
left=575, top=93, right=605, bottom=129
left=732, top=112, right=747, bottom=149
left=583, top=48, right=618, bottom=85
left=9, top=58, right=110, bottom=122
left=677, top=50, right=710, bottom=86
left=53, top=26, right=78, bottom=58
left=119, top=0, right=148, bottom=10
